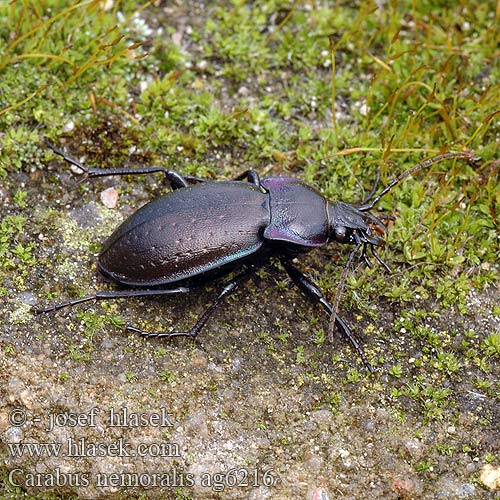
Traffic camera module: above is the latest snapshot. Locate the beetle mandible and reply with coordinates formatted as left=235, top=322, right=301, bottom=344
left=35, top=143, right=476, bottom=372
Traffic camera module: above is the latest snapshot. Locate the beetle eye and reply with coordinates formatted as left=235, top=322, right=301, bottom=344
left=334, top=226, right=347, bottom=242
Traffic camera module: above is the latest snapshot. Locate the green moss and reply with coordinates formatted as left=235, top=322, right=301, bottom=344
left=415, top=460, right=434, bottom=474
left=159, top=370, right=176, bottom=384
left=482, top=333, right=500, bottom=358
left=344, top=368, right=362, bottom=384
left=436, top=443, right=456, bottom=457
left=68, top=344, right=91, bottom=363
left=388, top=363, right=403, bottom=378
left=0, top=215, right=37, bottom=277
left=125, top=371, right=138, bottom=383
left=4, top=344, right=15, bottom=356
left=294, top=345, right=305, bottom=364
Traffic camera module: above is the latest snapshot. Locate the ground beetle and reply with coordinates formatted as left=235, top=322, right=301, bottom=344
left=36, top=144, right=476, bottom=372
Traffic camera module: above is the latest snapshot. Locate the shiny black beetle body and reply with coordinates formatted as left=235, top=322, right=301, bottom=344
left=98, top=176, right=380, bottom=287
left=37, top=143, right=473, bottom=372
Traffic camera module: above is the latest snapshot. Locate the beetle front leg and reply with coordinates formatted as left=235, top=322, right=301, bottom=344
left=280, top=258, right=374, bottom=373
left=46, top=141, right=199, bottom=189
left=128, top=268, right=255, bottom=340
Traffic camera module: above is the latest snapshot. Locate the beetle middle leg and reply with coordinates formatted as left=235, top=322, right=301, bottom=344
left=126, top=267, right=256, bottom=340
left=280, top=258, right=374, bottom=373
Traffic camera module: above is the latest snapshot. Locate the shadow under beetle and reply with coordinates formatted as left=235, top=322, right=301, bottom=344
left=36, top=143, right=476, bottom=372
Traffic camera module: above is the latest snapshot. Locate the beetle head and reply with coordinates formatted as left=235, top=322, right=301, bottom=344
left=328, top=202, right=390, bottom=271
left=328, top=202, right=385, bottom=246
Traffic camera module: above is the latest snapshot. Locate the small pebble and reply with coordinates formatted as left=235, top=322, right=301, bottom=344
left=404, top=437, right=423, bottom=458
left=238, top=86, right=249, bottom=96
left=17, top=292, right=37, bottom=306
left=480, top=464, right=500, bottom=490
left=310, top=486, right=330, bottom=500
left=100, top=187, right=119, bottom=209
left=392, top=477, right=423, bottom=498
left=6, top=426, right=24, bottom=443
left=457, top=483, right=476, bottom=497
left=172, top=31, right=183, bottom=46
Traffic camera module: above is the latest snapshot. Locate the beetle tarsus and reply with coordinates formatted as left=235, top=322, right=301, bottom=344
left=280, top=258, right=374, bottom=373
left=126, top=325, right=198, bottom=339
left=45, top=140, right=89, bottom=173
left=34, top=295, right=97, bottom=313
left=126, top=269, right=255, bottom=340
left=371, top=246, right=391, bottom=273
left=360, top=243, right=373, bottom=268
left=330, top=312, right=375, bottom=374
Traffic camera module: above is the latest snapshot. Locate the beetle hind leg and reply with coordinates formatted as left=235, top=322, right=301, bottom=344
left=45, top=141, right=197, bottom=189
left=34, top=287, right=194, bottom=315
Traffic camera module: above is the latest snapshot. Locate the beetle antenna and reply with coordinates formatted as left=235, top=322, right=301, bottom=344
left=357, top=150, right=478, bottom=212
left=328, top=240, right=362, bottom=343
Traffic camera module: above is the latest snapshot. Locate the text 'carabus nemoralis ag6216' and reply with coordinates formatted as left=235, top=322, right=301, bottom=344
left=36, top=143, right=477, bottom=372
